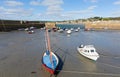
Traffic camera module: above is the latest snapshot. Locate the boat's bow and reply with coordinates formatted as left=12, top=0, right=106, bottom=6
left=42, top=51, right=59, bottom=74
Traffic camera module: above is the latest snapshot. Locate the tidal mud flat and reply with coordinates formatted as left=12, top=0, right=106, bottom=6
left=0, top=29, right=120, bottom=77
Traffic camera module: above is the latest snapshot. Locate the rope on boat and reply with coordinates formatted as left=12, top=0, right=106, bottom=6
left=45, top=28, right=54, bottom=68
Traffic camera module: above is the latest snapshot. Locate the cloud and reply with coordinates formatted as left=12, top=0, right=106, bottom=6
left=112, top=11, right=120, bottom=15
left=46, top=5, right=63, bottom=15
left=4, top=0, right=24, bottom=7
left=0, top=6, right=33, bottom=20
left=57, top=5, right=97, bottom=20
left=84, top=0, right=98, bottom=3
left=91, top=0, right=98, bottom=3
left=30, top=0, right=63, bottom=6
left=114, top=0, right=120, bottom=5
left=64, top=5, right=97, bottom=15
left=88, top=5, right=97, bottom=10
left=41, top=0, right=63, bottom=6
left=41, top=0, right=63, bottom=15
left=30, top=0, right=41, bottom=6
left=30, top=0, right=64, bottom=16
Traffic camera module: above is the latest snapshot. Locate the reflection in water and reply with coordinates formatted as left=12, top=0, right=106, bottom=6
left=67, top=34, right=71, bottom=37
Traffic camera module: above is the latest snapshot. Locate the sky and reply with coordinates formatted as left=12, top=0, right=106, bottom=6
left=0, top=0, right=120, bottom=21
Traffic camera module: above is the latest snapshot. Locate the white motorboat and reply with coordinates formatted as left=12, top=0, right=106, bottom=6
left=67, top=30, right=71, bottom=34
left=30, top=26, right=35, bottom=30
left=70, top=28, right=74, bottom=31
left=75, top=29, right=79, bottom=32
left=77, top=45, right=99, bottom=61
left=65, top=29, right=68, bottom=31
left=28, top=30, right=34, bottom=34
left=58, top=29, right=63, bottom=33
left=78, top=27, right=80, bottom=30
left=25, top=28, right=29, bottom=31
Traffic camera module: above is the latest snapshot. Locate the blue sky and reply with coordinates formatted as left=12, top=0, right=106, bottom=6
left=0, top=0, right=120, bottom=21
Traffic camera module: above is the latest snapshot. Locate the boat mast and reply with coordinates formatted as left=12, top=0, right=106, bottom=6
left=45, top=28, right=53, bottom=68
left=45, top=28, right=51, bottom=52
left=45, top=28, right=49, bottom=51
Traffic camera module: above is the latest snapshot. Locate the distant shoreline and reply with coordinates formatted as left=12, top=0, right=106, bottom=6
left=1, top=20, right=120, bottom=31
left=0, top=20, right=45, bottom=31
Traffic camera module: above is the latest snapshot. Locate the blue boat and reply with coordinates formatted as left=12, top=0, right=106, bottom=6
left=42, top=28, right=59, bottom=74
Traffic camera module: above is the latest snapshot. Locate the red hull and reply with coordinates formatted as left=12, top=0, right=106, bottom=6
left=42, top=64, right=55, bottom=74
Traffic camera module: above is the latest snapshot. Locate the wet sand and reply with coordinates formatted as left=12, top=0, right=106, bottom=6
left=0, top=29, right=120, bottom=77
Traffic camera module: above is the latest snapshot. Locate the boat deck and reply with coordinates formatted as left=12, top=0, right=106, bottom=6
left=43, top=52, right=58, bottom=70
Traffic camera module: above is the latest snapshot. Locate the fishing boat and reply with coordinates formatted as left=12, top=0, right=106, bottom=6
left=77, top=45, right=99, bottom=61
left=42, top=28, right=59, bottom=74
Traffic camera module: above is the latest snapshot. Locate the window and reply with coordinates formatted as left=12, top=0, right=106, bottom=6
left=91, top=50, right=94, bottom=52
left=88, top=50, right=89, bottom=52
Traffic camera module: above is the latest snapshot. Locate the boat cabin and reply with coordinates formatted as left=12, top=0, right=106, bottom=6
left=79, top=45, right=96, bottom=53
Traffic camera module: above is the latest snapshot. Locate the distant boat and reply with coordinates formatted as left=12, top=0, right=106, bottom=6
left=58, top=29, right=63, bottom=33
left=28, top=30, right=34, bottom=34
left=42, top=28, right=59, bottom=74
left=77, top=45, right=99, bottom=61
left=30, top=26, right=35, bottom=30
left=84, top=28, right=90, bottom=31
left=48, top=29, right=51, bottom=32
left=78, top=27, right=80, bottom=30
left=75, top=29, right=79, bottom=32
left=70, top=28, right=74, bottom=31
left=66, top=30, right=71, bottom=34
left=18, top=28, right=24, bottom=31
left=25, top=28, right=29, bottom=31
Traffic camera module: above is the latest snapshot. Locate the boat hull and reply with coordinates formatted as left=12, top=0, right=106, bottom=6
left=77, top=47, right=99, bottom=61
left=67, top=30, right=71, bottom=34
left=42, top=63, right=55, bottom=74
left=42, top=52, right=59, bottom=74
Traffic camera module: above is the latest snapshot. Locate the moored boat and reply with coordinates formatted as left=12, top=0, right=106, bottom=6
left=78, top=27, right=80, bottom=30
left=28, top=30, right=34, bottom=34
left=42, top=51, right=59, bottom=74
left=75, top=29, right=79, bottom=32
left=58, top=29, right=63, bottom=33
left=66, top=30, right=71, bottom=34
left=77, top=45, right=99, bottom=61
left=42, top=28, right=59, bottom=74
left=70, top=28, right=74, bottom=31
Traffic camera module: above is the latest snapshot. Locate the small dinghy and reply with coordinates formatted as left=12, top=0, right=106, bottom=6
left=42, top=28, right=59, bottom=74
left=77, top=45, right=99, bottom=61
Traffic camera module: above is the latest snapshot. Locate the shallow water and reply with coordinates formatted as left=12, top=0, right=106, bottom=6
left=0, top=29, right=120, bottom=77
